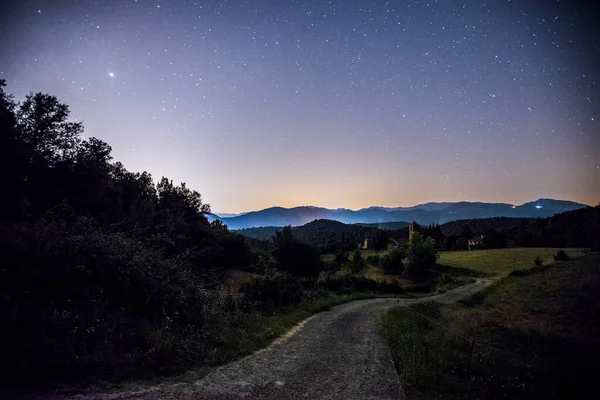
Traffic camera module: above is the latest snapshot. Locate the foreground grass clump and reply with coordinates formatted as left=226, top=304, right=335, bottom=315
left=381, top=254, right=600, bottom=399
left=437, top=247, right=587, bottom=275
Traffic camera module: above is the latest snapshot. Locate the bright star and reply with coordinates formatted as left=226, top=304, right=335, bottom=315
left=108, top=72, right=115, bottom=78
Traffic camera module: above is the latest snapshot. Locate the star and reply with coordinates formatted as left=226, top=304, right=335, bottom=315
left=108, top=72, right=115, bottom=78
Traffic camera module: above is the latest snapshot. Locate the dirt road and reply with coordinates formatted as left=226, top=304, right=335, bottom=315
left=42, top=279, right=490, bottom=400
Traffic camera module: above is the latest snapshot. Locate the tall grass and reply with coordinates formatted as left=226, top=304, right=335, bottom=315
left=381, top=254, right=600, bottom=399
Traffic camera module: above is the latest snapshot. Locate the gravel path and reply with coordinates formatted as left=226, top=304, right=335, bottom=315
left=39, top=279, right=490, bottom=400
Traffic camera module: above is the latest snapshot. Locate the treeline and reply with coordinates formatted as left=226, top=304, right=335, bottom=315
left=0, top=81, right=367, bottom=385
left=0, top=80, right=272, bottom=383
left=439, top=207, right=600, bottom=250
left=0, top=81, right=416, bottom=386
left=237, top=219, right=388, bottom=253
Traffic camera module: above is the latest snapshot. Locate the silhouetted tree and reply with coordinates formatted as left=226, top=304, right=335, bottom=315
left=455, top=237, right=469, bottom=250
left=379, top=247, right=405, bottom=275
left=0, top=81, right=259, bottom=383
left=16, top=92, right=83, bottom=166
left=403, top=231, right=438, bottom=282
left=443, top=234, right=460, bottom=250
left=273, top=226, right=322, bottom=277
left=349, top=248, right=366, bottom=273
left=482, top=229, right=507, bottom=249
left=370, top=229, right=390, bottom=250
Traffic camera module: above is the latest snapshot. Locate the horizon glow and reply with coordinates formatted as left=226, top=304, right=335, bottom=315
left=1, top=0, right=599, bottom=214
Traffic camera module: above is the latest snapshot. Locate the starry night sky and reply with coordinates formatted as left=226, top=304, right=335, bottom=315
left=1, top=0, right=599, bottom=213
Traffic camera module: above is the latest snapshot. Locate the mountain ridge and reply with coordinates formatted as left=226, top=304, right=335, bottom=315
left=207, top=199, right=589, bottom=230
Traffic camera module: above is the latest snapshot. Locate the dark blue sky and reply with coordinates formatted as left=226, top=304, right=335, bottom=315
left=1, top=0, right=598, bottom=212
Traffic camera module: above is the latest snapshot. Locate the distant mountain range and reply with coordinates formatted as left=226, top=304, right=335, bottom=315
left=207, top=199, right=589, bottom=230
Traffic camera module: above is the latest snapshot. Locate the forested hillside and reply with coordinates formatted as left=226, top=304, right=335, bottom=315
left=237, top=219, right=380, bottom=253
left=0, top=81, right=265, bottom=384
left=0, top=81, right=423, bottom=387
left=440, top=207, right=600, bottom=249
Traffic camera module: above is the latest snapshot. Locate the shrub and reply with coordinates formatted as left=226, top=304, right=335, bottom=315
left=273, top=226, right=323, bottom=277
left=366, top=254, right=380, bottom=266
left=443, top=235, right=459, bottom=250
left=332, top=250, right=348, bottom=268
left=380, top=248, right=405, bottom=275
left=349, top=248, right=366, bottom=273
left=403, top=232, right=438, bottom=282
left=554, top=249, right=571, bottom=261
left=481, top=229, right=507, bottom=249
left=317, top=273, right=404, bottom=294
left=370, top=230, right=390, bottom=250
left=455, top=237, right=469, bottom=250
left=239, top=269, right=304, bottom=311
left=534, top=256, right=544, bottom=266
left=0, top=215, right=217, bottom=383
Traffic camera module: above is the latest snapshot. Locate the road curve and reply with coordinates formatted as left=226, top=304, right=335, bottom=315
left=43, top=279, right=491, bottom=400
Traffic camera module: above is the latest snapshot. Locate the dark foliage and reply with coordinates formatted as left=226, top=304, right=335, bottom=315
left=0, top=81, right=257, bottom=384
left=481, top=229, right=507, bottom=249
left=460, top=224, right=474, bottom=239
left=455, top=237, right=469, bottom=250
left=238, top=219, right=376, bottom=254
left=349, top=248, right=367, bottom=273
left=234, top=226, right=279, bottom=239
left=272, top=226, right=323, bottom=277
left=440, top=207, right=600, bottom=249
left=554, top=249, right=571, bottom=261
left=239, top=269, right=304, bottom=311
left=317, top=273, right=404, bottom=294
left=534, top=256, right=544, bottom=266
left=421, top=223, right=445, bottom=248
left=379, top=248, right=405, bottom=275
left=366, top=254, right=380, bottom=266
left=331, top=250, right=348, bottom=269
left=403, top=232, right=438, bottom=282
left=442, top=234, right=460, bottom=250
left=370, top=229, right=390, bottom=250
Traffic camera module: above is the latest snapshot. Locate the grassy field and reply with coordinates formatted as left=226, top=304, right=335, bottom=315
left=381, top=253, right=600, bottom=399
left=438, top=247, right=588, bottom=275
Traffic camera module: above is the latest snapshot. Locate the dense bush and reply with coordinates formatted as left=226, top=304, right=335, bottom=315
left=0, top=212, right=226, bottom=382
left=481, top=229, right=507, bottom=249
left=366, top=254, right=380, bottom=266
left=534, top=256, right=544, bottom=266
left=329, top=250, right=348, bottom=269
left=369, top=230, right=390, bottom=250
left=554, top=249, right=571, bottom=261
left=239, top=269, right=304, bottom=311
left=0, top=81, right=259, bottom=383
left=317, top=273, right=404, bottom=294
left=349, top=248, right=367, bottom=273
left=379, top=248, right=405, bottom=275
left=272, top=226, right=323, bottom=277
left=442, top=235, right=460, bottom=250
left=403, top=232, right=438, bottom=282
left=455, top=237, right=469, bottom=250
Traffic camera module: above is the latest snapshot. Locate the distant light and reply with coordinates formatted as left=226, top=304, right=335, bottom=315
left=535, top=205, right=542, bottom=209
left=108, top=72, right=114, bottom=78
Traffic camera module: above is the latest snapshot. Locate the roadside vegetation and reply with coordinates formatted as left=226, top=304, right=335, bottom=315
left=2, top=80, right=598, bottom=394
left=381, top=252, right=600, bottom=399
left=0, top=81, right=441, bottom=389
